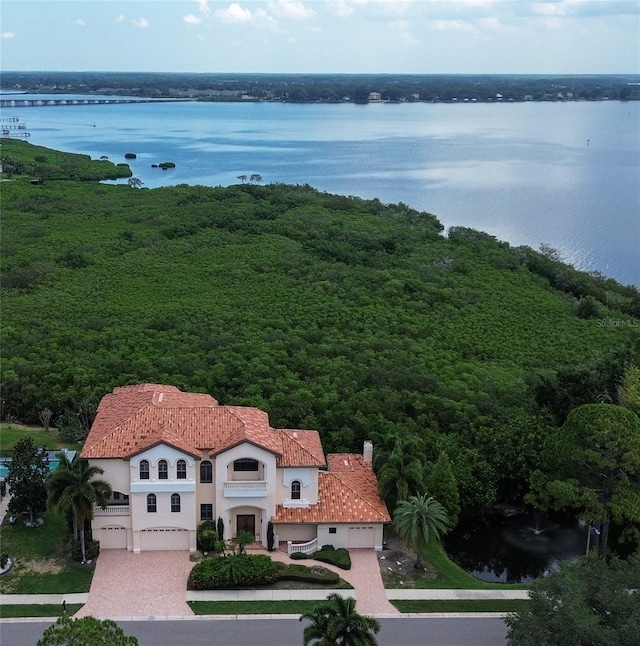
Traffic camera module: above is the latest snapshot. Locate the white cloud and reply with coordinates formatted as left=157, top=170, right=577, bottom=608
left=215, top=3, right=253, bottom=23
left=429, top=19, right=474, bottom=32
left=74, top=18, right=86, bottom=27
left=2, top=31, right=15, bottom=40
left=390, top=19, right=420, bottom=45
left=478, top=17, right=517, bottom=33
left=184, top=14, right=203, bottom=25
left=131, top=18, right=150, bottom=29
left=530, top=2, right=570, bottom=17
left=197, top=0, right=211, bottom=14
left=113, top=14, right=126, bottom=25
left=326, top=0, right=354, bottom=17
left=269, top=0, right=315, bottom=20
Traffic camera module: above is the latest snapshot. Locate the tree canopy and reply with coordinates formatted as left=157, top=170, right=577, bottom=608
left=528, top=403, right=640, bottom=555
left=6, top=436, right=49, bottom=524
left=505, top=553, right=640, bottom=646
left=299, top=593, right=380, bottom=646
left=37, top=615, right=139, bottom=646
left=1, top=140, right=639, bottom=530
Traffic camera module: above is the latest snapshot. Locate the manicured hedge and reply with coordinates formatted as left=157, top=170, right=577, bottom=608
left=279, top=564, right=340, bottom=585
left=188, top=554, right=285, bottom=590
left=313, top=547, right=351, bottom=570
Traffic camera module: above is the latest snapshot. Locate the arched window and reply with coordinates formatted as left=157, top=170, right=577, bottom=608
left=176, top=459, right=187, bottom=480
left=291, top=480, right=301, bottom=500
left=158, top=459, right=168, bottom=480
left=171, top=493, right=181, bottom=513
left=200, top=460, right=212, bottom=483
left=147, top=493, right=157, bottom=513
left=233, top=458, right=259, bottom=472
left=139, top=460, right=150, bottom=480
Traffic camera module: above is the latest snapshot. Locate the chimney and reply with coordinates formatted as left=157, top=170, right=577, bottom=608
left=363, top=440, right=373, bottom=468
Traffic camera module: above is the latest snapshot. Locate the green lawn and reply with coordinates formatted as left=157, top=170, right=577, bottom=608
left=188, top=600, right=326, bottom=615
left=0, top=510, right=95, bottom=594
left=381, top=544, right=529, bottom=590
left=0, top=423, right=82, bottom=456
left=0, top=604, right=84, bottom=618
left=391, top=599, right=530, bottom=613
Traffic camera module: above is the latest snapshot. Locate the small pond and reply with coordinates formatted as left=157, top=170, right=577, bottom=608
left=445, top=510, right=588, bottom=583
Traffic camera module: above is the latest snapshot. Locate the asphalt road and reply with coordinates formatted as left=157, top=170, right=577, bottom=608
left=0, top=616, right=508, bottom=645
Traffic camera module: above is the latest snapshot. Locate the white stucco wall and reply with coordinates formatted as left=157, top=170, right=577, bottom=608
left=274, top=523, right=317, bottom=543
left=89, top=459, right=130, bottom=493
left=276, top=467, right=319, bottom=505
left=215, top=444, right=277, bottom=544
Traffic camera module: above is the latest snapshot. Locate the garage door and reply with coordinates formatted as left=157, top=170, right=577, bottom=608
left=347, top=526, right=375, bottom=548
left=140, top=528, right=189, bottom=551
left=99, top=526, right=127, bottom=549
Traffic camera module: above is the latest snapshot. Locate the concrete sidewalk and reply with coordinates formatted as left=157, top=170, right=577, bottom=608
left=1, top=588, right=528, bottom=605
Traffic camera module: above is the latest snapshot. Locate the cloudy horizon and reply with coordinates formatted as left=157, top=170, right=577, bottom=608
left=1, top=1, right=639, bottom=75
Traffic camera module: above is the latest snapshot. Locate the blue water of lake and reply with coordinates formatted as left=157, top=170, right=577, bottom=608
left=4, top=97, right=639, bottom=286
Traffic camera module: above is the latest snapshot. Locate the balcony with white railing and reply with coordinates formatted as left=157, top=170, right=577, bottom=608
left=287, top=538, right=318, bottom=555
left=94, top=505, right=130, bottom=517
left=223, top=480, right=268, bottom=498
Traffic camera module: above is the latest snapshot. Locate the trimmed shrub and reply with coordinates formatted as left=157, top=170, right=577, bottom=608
left=314, top=547, right=351, bottom=570
left=279, top=564, right=340, bottom=585
left=72, top=538, right=100, bottom=562
left=321, top=544, right=335, bottom=551
left=290, top=551, right=309, bottom=560
left=267, top=521, right=274, bottom=552
left=188, top=554, right=285, bottom=590
left=198, top=529, right=218, bottom=553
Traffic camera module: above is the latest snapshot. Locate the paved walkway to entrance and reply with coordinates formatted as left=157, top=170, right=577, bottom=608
left=265, top=547, right=399, bottom=615
left=74, top=550, right=193, bottom=619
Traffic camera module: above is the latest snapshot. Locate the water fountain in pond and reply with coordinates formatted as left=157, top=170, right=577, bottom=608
left=445, top=510, right=587, bottom=583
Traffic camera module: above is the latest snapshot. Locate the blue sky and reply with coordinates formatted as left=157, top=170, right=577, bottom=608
left=2, top=1, right=639, bottom=74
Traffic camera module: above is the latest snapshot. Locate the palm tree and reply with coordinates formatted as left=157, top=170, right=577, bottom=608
left=300, top=593, right=380, bottom=646
left=393, top=494, right=450, bottom=569
left=376, top=434, right=426, bottom=511
left=46, top=454, right=111, bottom=562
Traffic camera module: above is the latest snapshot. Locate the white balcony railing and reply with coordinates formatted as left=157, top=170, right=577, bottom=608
left=288, top=538, right=318, bottom=555
left=94, top=505, right=130, bottom=516
left=223, top=480, right=268, bottom=497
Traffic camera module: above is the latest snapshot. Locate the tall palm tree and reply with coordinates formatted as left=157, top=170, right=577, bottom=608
left=300, top=593, right=380, bottom=646
left=376, top=434, right=426, bottom=512
left=46, top=454, right=111, bottom=562
left=393, top=494, right=450, bottom=569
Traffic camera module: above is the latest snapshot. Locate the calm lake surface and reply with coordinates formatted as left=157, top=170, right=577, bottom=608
left=5, top=97, right=639, bottom=286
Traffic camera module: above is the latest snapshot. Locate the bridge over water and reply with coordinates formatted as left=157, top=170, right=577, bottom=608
left=0, top=97, right=194, bottom=108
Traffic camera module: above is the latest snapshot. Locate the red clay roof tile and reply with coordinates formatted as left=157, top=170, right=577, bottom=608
left=80, top=384, right=322, bottom=465
left=272, top=453, right=391, bottom=525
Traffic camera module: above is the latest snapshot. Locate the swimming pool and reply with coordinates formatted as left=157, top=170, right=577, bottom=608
left=0, top=450, right=75, bottom=480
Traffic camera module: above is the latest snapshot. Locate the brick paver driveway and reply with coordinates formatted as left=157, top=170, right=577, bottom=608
left=75, top=550, right=193, bottom=619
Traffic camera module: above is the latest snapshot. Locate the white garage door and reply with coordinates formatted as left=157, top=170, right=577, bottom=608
left=99, top=526, right=127, bottom=549
left=347, top=526, right=375, bottom=548
left=140, top=528, right=189, bottom=551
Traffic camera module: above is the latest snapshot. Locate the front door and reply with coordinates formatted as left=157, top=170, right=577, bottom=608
left=237, top=514, right=255, bottom=536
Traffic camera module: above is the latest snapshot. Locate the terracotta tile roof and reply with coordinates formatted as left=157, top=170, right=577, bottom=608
left=278, top=430, right=326, bottom=468
left=80, top=384, right=322, bottom=465
left=273, top=454, right=391, bottom=525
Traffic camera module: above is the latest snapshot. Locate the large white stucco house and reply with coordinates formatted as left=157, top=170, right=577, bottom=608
left=81, top=384, right=390, bottom=553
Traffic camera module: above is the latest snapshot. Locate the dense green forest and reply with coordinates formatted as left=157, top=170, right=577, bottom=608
left=1, top=138, right=639, bottom=522
left=2, top=71, right=639, bottom=102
